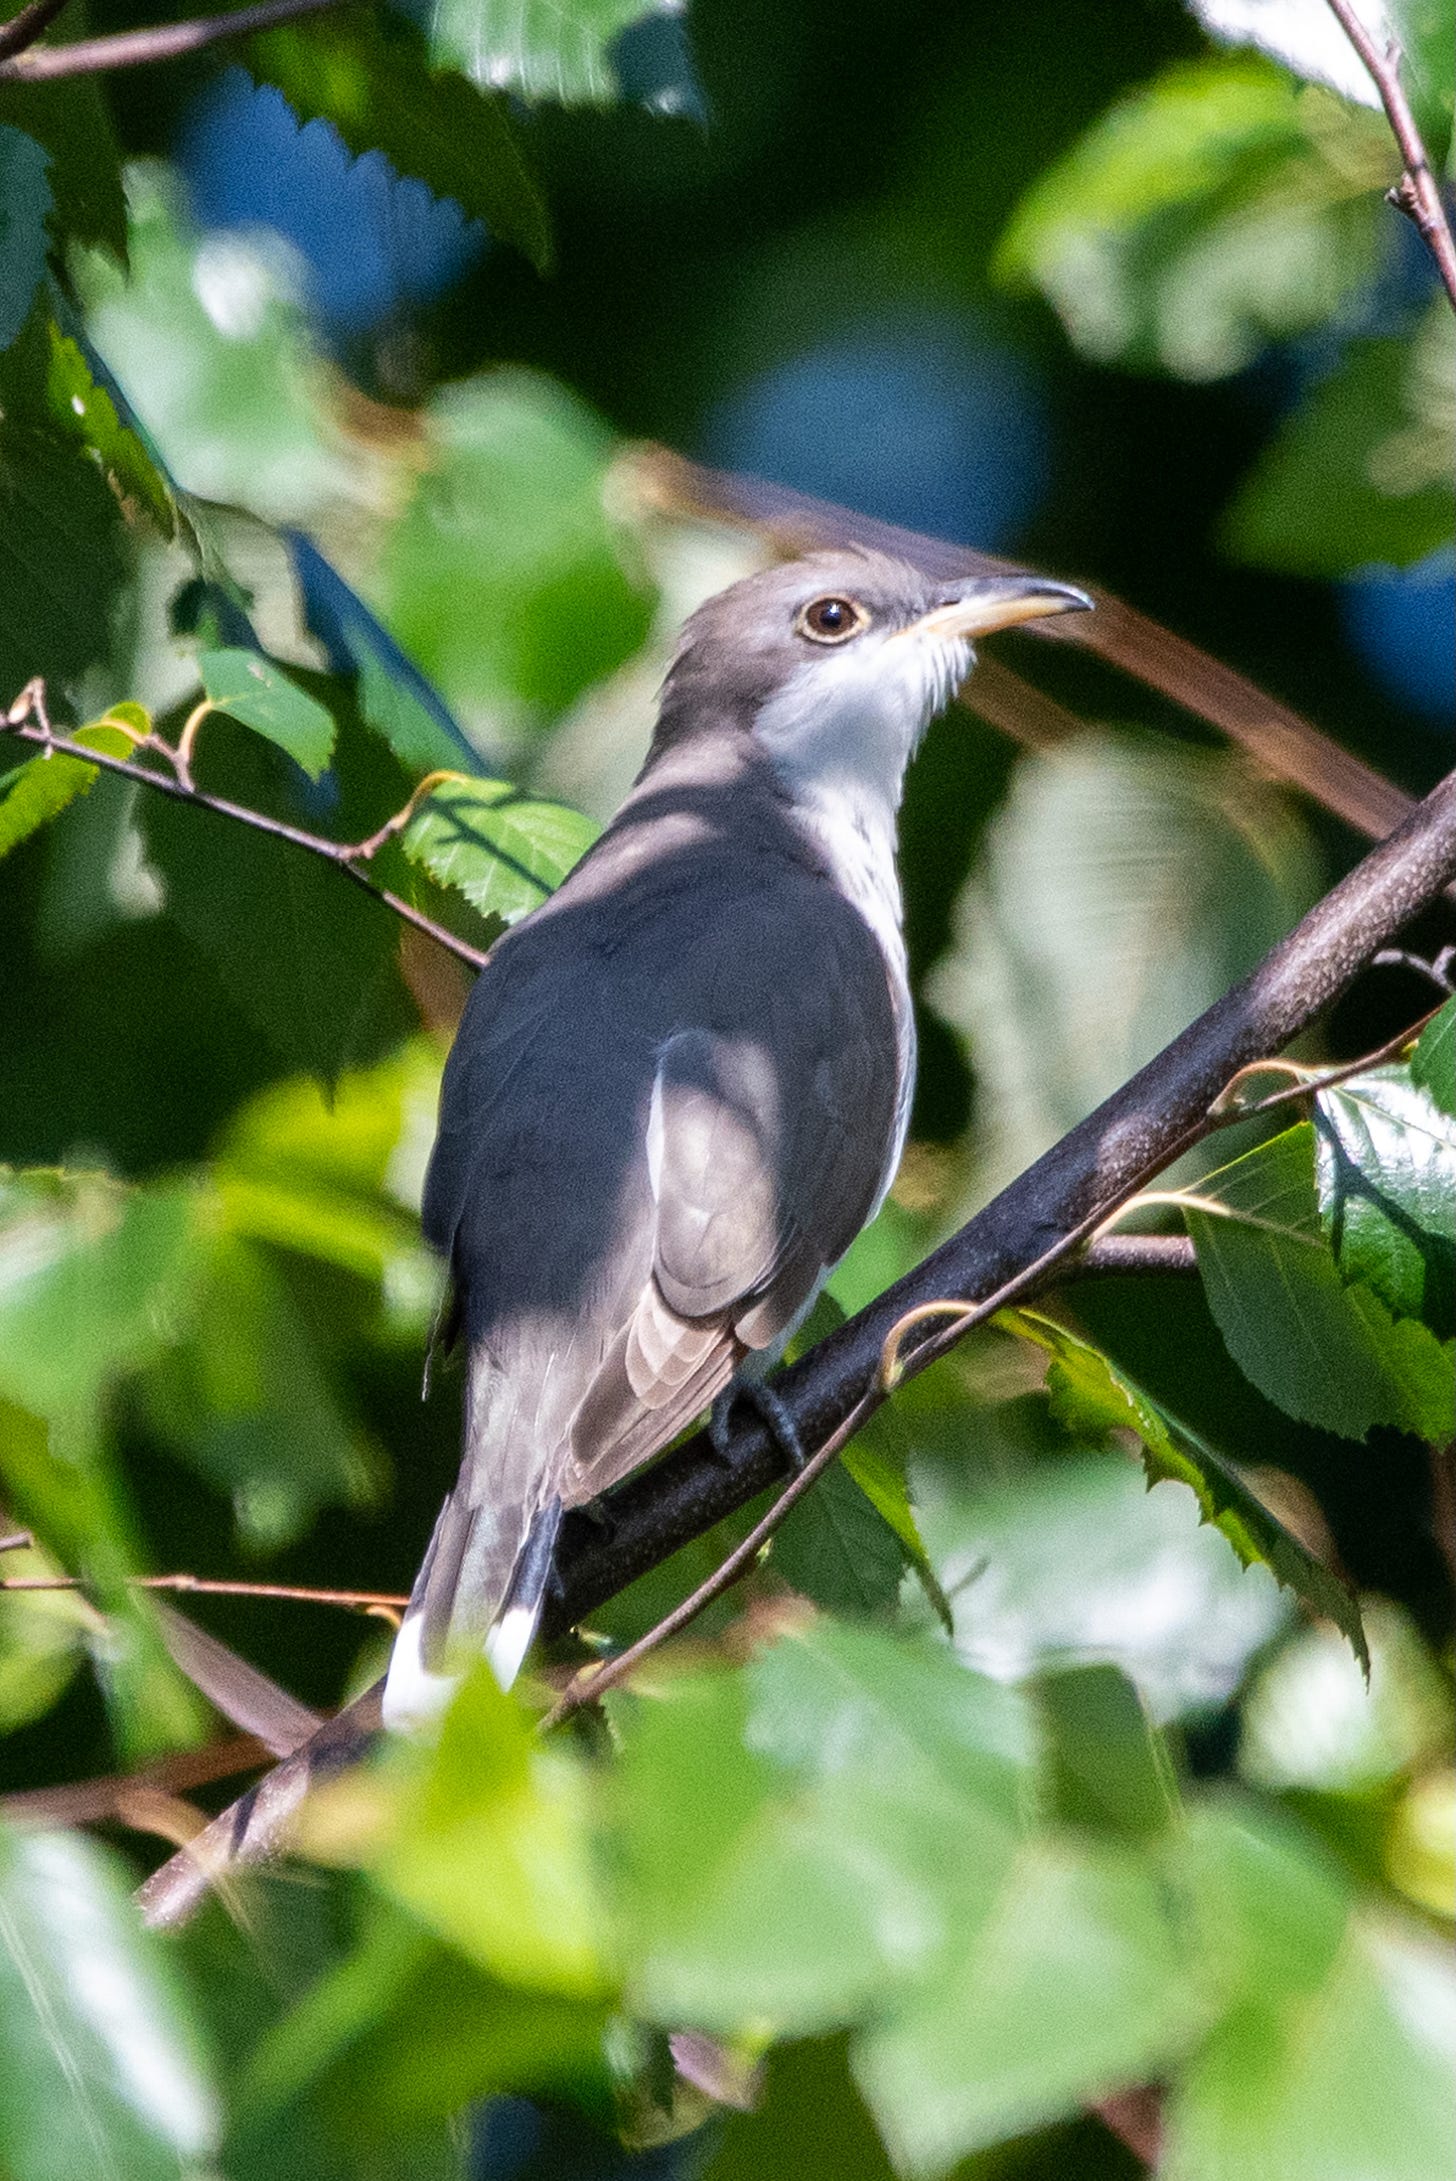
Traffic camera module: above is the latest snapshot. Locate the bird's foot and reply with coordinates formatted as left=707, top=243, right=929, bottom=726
left=709, top=1381, right=808, bottom=1474
left=577, top=1495, right=616, bottom=1538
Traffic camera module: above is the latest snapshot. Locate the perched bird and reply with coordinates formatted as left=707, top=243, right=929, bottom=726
left=383, top=548, right=1090, bottom=1728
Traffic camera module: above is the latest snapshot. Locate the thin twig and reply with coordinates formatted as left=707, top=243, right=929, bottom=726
left=1, top=1570, right=408, bottom=1616
left=1, top=699, right=487, bottom=971
left=1323, top=0, right=1456, bottom=310
left=0, top=1530, right=33, bottom=1553
left=0, top=0, right=70, bottom=62
left=0, top=0, right=337, bottom=80
left=1428, top=1441, right=1456, bottom=1598
left=1207, top=1011, right=1435, bottom=1121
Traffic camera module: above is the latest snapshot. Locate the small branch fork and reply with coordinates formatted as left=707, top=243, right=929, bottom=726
left=2, top=682, right=487, bottom=971
left=1323, top=0, right=1456, bottom=311
left=0, top=0, right=337, bottom=80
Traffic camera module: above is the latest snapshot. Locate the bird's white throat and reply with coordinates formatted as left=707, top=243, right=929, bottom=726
left=751, top=624, right=971, bottom=968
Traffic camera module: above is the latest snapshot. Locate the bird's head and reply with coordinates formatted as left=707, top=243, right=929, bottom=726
left=660, top=547, right=1091, bottom=808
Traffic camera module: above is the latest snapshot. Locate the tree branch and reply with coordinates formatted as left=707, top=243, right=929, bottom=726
left=1323, top=0, right=1456, bottom=312
left=0, top=0, right=71, bottom=62
left=1, top=697, right=487, bottom=971
left=0, top=0, right=336, bottom=80
left=137, top=765, right=1456, bottom=1931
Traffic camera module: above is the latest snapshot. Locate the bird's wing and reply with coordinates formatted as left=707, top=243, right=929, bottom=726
left=559, top=886, right=902, bottom=1501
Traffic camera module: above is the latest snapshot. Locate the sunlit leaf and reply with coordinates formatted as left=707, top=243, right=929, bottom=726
left=377, top=371, right=653, bottom=737
left=80, top=164, right=358, bottom=531
left=248, top=12, right=551, bottom=269
left=1225, top=301, right=1456, bottom=575
left=0, top=1532, right=88, bottom=1735
left=39, top=326, right=176, bottom=535
left=1314, top=1065, right=1455, bottom=1331
left=0, top=1168, right=202, bottom=1421
left=140, top=1232, right=381, bottom=1548
left=199, top=648, right=337, bottom=780
left=423, top=0, right=690, bottom=106
left=0, top=720, right=136, bottom=861
left=301, top=1665, right=610, bottom=1999
left=0, top=1825, right=220, bottom=2181
left=401, top=773, right=598, bottom=923
left=997, top=55, right=1385, bottom=379
left=928, top=732, right=1321, bottom=1205
left=1186, top=1123, right=1455, bottom=1444
left=1007, top=1308, right=1368, bottom=1667
left=855, top=1834, right=1197, bottom=2175
left=1164, top=1802, right=1456, bottom=2181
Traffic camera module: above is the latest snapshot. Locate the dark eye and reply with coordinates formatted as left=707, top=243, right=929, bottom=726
left=797, top=595, right=866, bottom=644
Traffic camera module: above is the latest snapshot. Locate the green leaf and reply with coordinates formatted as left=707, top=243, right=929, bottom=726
left=423, top=0, right=682, bottom=105
left=0, top=1168, right=202, bottom=1421
left=996, top=56, right=1386, bottom=379
left=1314, top=1065, right=1455, bottom=1332
left=1225, top=302, right=1455, bottom=575
left=79, top=164, right=355, bottom=531
left=704, top=2036, right=899, bottom=2181
left=771, top=1460, right=908, bottom=1619
left=928, top=731, right=1321, bottom=1205
left=0, top=719, right=136, bottom=860
left=842, top=1416, right=954, bottom=1634
left=0, top=1399, right=208, bottom=1760
left=615, top=1626, right=1036, bottom=2034
left=0, top=1824, right=219, bottom=2181
left=1034, top=1664, right=1181, bottom=1841
left=242, top=1899, right=611, bottom=2132
left=138, top=729, right=413, bottom=1083
left=0, top=76, right=127, bottom=262
left=917, top=1450, right=1290, bottom=1723
left=1388, top=0, right=1454, bottom=167
left=198, top=648, right=337, bottom=780
left=1164, top=1803, right=1456, bottom=2181
left=140, top=1233, right=381, bottom=1549
left=303, top=1664, right=611, bottom=1999
left=0, top=425, right=133, bottom=701
left=378, top=371, right=653, bottom=736
left=247, top=12, right=551, bottom=270
left=1007, top=1308, right=1368, bottom=1667
left=401, top=772, right=598, bottom=922
left=39, top=326, right=177, bottom=536
left=854, top=1835, right=1198, bottom=2176
left=0, top=125, right=51, bottom=348
left=1411, top=998, right=1456, bottom=1117
left=1186, top=1123, right=1455, bottom=1445
left=0, top=1532, right=87, bottom=1735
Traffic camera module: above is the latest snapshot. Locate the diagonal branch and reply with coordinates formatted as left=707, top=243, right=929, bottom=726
left=0, top=0, right=336, bottom=80
left=0, top=0, right=71, bottom=62
left=1323, top=0, right=1456, bottom=311
left=136, top=764, right=1456, bottom=1931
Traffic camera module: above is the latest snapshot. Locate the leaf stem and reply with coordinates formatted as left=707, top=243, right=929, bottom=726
left=0, top=1570, right=409, bottom=1615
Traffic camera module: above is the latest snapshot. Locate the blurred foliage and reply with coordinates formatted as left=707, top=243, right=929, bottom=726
left=0, top=0, right=1453, bottom=2177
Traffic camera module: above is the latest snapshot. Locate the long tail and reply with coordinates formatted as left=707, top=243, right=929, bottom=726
left=382, top=1495, right=562, bottom=1732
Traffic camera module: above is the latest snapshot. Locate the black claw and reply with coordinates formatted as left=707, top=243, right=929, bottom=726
left=709, top=1381, right=807, bottom=1473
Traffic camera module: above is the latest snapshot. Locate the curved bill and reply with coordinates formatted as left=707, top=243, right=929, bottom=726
left=909, top=573, right=1094, bottom=643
